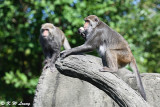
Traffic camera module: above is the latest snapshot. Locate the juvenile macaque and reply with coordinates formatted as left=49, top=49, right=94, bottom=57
left=39, top=23, right=71, bottom=70
left=60, top=15, right=146, bottom=100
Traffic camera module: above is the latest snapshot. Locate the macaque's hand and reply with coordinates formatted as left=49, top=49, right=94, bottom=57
left=60, top=50, right=69, bottom=59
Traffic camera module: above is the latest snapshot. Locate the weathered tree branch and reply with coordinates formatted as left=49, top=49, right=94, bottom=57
left=55, top=55, right=151, bottom=107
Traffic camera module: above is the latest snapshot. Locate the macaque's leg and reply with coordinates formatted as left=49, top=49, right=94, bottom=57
left=43, top=56, right=50, bottom=65
left=51, top=51, right=60, bottom=64
left=100, top=50, right=118, bottom=72
left=60, top=45, right=93, bottom=59
left=43, top=51, right=59, bottom=70
left=43, top=51, right=51, bottom=70
left=43, top=49, right=60, bottom=70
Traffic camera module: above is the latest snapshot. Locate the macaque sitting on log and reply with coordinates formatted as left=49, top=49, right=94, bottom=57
left=60, top=15, right=146, bottom=100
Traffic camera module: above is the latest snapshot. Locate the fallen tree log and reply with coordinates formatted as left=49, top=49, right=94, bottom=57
left=55, top=55, right=150, bottom=107
left=33, top=55, right=160, bottom=107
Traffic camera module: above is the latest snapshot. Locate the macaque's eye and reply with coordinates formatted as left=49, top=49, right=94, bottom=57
left=42, top=29, right=49, bottom=32
left=95, top=18, right=98, bottom=22
left=85, top=20, right=89, bottom=23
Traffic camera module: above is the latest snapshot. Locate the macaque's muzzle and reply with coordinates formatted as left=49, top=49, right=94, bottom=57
left=42, top=29, right=49, bottom=37
left=78, top=27, right=86, bottom=39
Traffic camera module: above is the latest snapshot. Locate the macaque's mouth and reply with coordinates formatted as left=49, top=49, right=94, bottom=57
left=78, top=27, right=87, bottom=39
left=42, top=35, right=48, bottom=37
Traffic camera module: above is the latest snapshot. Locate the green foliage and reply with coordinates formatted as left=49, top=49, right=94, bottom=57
left=0, top=0, right=159, bottom=105
left=3, top=70, right=38, bottom=94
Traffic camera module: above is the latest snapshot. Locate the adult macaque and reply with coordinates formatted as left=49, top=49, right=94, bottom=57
left=60, top=15, right=146, bottom=100
left=39, top=23, right=71, bottom=70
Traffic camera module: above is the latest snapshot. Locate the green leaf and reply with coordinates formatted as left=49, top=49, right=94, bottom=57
left=25, top=48, right=31, bottom=56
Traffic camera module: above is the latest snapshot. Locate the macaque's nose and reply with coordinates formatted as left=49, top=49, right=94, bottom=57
left=42, top=30, right=49, bottom=37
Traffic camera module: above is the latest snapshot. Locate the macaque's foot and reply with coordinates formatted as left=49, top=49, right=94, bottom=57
left=99, top=67, right=117, bottom=72
left=43, top=62, right=50, bottom=70
left=43, top=62, right=55, bottom=71
left=43, top=59, right=50, bottom=65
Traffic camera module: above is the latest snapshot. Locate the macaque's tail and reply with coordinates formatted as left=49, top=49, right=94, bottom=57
left=63, top=38, right=71, bottom=50
left=130, top=59, right=146, bottom=101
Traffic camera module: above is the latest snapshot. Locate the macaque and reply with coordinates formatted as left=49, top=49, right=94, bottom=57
left=39, top=23, right=71, bottom=70
left=60, top=15, right=146, bottom=100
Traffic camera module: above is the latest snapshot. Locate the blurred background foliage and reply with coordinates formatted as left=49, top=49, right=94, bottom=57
left=0, top=0, right=160, bottom=106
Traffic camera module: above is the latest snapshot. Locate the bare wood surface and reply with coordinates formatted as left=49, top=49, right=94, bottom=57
left=55, top=55, right=151, bottom=107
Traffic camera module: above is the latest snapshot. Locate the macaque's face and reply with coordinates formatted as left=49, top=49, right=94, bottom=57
left=78, top=20, right=92, bottom=39
left=40, top=23, right=54, bottom=38
left=78, top=15, right=99, bottom=39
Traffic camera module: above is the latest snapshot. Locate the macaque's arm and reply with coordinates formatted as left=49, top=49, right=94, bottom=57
left=60, top=44, right=93, bottom=58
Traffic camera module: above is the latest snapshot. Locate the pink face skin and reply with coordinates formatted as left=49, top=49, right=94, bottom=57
left=84, top=22, right=89, bottom=30
left=42, top=29, right=49, bottom=37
